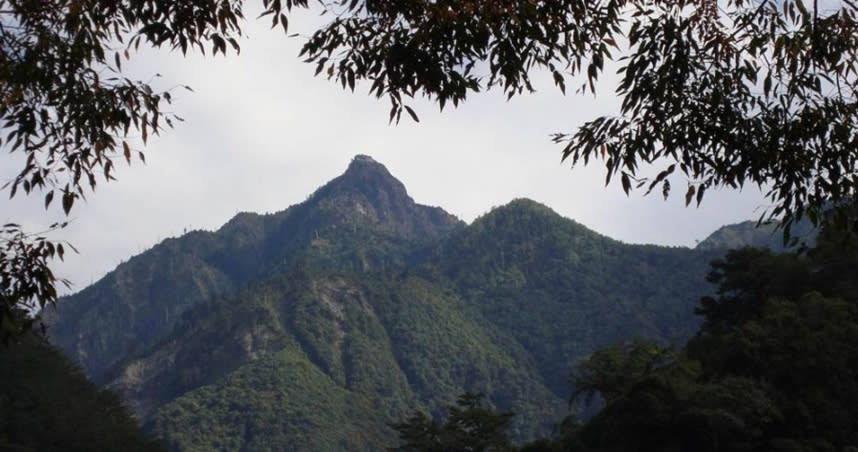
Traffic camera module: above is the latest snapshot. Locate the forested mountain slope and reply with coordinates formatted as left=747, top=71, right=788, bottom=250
left=47, top=155, right=727, bottom=450
left=434, top=199, right=715, bottom=396
left=46, top=155, right=461, bottom=382
left=0, top=334, right=165, bottom=452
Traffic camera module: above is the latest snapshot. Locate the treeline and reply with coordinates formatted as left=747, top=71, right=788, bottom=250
left=0, top=334, right=165, bottom=452
left=391, top=230, right=858, bottom=452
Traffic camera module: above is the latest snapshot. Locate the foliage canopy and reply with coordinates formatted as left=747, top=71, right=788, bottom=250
left=565, top=239, right=858, bottom=451
left=389, top=392, right=516, bottom=452
left=0, top=333, right=165, bottom=451
left=390, top=233, right=858, bottom=451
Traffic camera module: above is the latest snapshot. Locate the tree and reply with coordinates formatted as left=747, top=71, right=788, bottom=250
left=0, top=223, right=67, bottom=341
left=4, top=0, right=858, bottom=337
left=389, top=392, right=515, bottom=452
left=572, top=349, right=780, bottom=452
left=0, top=332, right=166, bottom=451
left=572, top=339, right=682, bottom=407
left=560, top=234, right=858, bottom=451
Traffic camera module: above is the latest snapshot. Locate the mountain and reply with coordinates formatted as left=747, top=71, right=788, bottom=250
left=696, top=219, right=817, bottom=252
left=433, top=199, right=714, bottom=396
left=47, top=155, right=719, bottom=450
left=45, top=155, right=461, bottom=383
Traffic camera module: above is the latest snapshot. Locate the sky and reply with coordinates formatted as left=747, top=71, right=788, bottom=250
left=2, top=8, right=771, bottom=295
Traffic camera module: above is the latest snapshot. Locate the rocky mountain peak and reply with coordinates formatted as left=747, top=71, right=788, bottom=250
left=335, top=154, right=407, bottom=197
left=348, top=153, right=381, bottom=167
left=310, top=155, right=407, bottom=203
left=299, top=155, right=460, bottom=240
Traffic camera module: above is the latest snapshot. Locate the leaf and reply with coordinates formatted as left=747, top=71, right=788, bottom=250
left=62, top=192, right=74, bottom=215
left=44, top=191, right=54, bottom=209
left=696, top=184, right=707, bottom=207
left=403, top=105, right=420, bottom=123
left=621, top=172, right=631, bottom=194
left=553, top=71, right=566, bottom=94
left=685, top=185, right=695, bottom=206
left=795, top=0, right=807, bottom=17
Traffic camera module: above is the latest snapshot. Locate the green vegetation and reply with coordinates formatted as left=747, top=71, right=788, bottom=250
left=5, top=0, right=855, bottom=448
left=48, top=158, right=721, bottom=450
left=389, top=393, right=516, bottom=452
left=149, top=343, right=390, bottom=452
left=434, top=199, right=714, bottom=396
left=567, top=237, right=858, bottom=451
left=126, top=267, right=565, bottom=448
left=392, top=231, right=858, bottom=451
left=0, top=334, right=165, bottom=451
left=52, top=157, right=853, bottom=451
left=47, top=156, right=461, bottom=382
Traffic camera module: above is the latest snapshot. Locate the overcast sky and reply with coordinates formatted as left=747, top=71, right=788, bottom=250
left=3, top=9, right=771, bottom=295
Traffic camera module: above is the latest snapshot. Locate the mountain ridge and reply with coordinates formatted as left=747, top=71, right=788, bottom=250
left=46, top=155, right=461, bottom=381
left=45, top=155, right=779, bottom=450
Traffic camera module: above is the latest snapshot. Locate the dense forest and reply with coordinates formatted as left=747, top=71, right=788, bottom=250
left=390, top=229, right=858, bottom=451
left=33, top=156, right=852, bottom=451
left=5, top=0, right=858, bottom=449
left=0, top=333, right=164, bottom=451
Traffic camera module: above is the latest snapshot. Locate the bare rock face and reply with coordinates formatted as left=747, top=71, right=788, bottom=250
left=304, top=154, right=461, bottom=241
